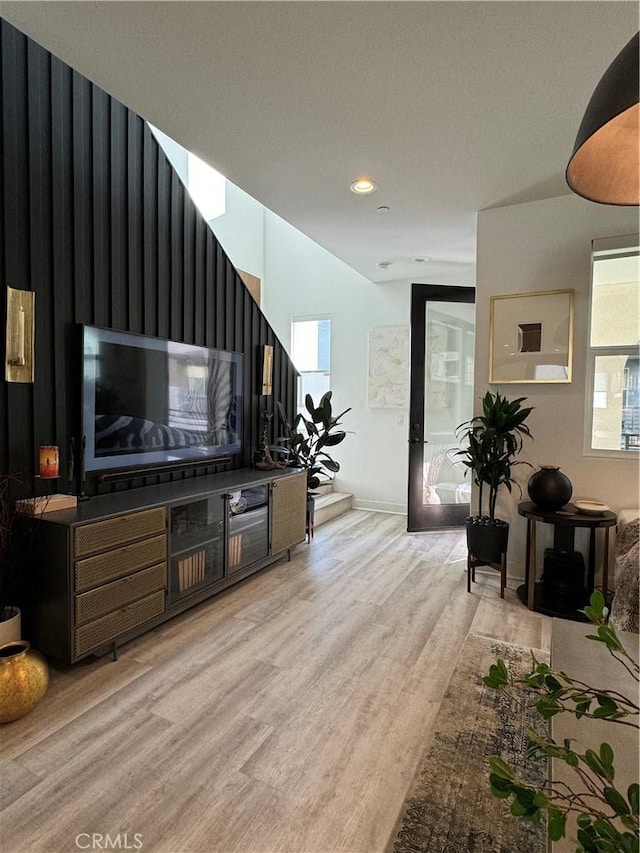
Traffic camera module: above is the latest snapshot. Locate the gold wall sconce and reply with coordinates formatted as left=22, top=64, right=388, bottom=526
left=5, top=286, right=35, bottom=383
left=261, top=344, right=274, bottom=395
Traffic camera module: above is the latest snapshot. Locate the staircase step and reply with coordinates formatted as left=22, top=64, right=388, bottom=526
left=313, top=482, right=334, bottom=497
left=314, top=491, right=353, bottom=528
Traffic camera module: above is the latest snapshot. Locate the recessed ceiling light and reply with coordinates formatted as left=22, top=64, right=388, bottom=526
left=349, top=178, right=377, bottom=195
left=412, top=257, right=430, bottom=263
left=376, top=205, right=390, bottom=214
left=376, top=261, right=391, bottom=270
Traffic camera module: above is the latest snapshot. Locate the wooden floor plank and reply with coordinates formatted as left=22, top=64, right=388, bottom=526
left=0, top=760, right=42, bottom=811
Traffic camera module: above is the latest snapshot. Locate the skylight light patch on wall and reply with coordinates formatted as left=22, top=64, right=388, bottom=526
left=148, top=123, right=226, bottom=221
left=187, top=152, right=226, bottom=221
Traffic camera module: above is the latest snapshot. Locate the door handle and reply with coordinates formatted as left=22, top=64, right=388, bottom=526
left=409, top=438, right=429, bottom=444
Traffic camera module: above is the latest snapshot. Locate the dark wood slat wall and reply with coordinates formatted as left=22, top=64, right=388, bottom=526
left=0, top=30, right=5, bottom=466
left=0, top=21, right=298, bottom=493
left=2, top=28, right=32, bottom=477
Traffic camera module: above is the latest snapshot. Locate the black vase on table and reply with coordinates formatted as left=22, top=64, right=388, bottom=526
left=527, top=466, right=572, bottom=512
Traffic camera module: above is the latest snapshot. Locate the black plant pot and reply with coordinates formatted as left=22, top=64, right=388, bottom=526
left=466, top=517, right=509, bottom=564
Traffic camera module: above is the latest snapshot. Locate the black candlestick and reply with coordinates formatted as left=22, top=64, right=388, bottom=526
left=67, top=436, right=75, bottom=494
left=78, top=434, right=90, bottom=500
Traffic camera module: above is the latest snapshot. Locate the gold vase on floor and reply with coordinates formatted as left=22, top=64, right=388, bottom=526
left=0, top=641, right=49, bottom=723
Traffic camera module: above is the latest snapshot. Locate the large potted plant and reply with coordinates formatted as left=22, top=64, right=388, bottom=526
left=456, top=391, right=533, bottom=563
left=275, top=392, right=351, bottom=530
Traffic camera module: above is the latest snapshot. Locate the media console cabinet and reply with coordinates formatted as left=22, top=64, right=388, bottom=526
left=23, top=468, right=307, bottom=664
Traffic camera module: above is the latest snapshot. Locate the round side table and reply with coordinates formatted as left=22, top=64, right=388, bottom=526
left=517, top=501, right=617, bottom=619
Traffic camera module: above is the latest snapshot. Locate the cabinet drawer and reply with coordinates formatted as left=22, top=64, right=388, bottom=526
left=74, top=590, right=165, bottom=658
left=75, top=562, right=167, bottom=625
left=74, top=508, right=166, bottom=557
left=75, top=534, right=166, bottom=592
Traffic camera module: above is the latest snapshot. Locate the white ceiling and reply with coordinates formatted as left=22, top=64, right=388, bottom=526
left=1, top=1, right=637, bottom=285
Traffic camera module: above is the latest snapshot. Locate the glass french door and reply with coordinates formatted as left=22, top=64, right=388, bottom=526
left=407, top=284, right=475, bottom=531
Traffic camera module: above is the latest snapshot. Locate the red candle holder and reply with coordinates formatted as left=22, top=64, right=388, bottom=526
left=39, top=446, right=60, bottom=479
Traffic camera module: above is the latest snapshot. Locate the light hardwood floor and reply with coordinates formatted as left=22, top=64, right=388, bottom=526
left=0, top=510, right=552, bottom=853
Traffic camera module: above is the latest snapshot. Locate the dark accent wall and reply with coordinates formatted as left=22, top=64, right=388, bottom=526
left=0, top=21, right=297, bottom=494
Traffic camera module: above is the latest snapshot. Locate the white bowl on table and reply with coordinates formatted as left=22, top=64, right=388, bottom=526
left=574, top=499, right=609, bottom=516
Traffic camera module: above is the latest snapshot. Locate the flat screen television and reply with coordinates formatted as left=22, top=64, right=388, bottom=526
left=82, top=325, right=243, bottom=473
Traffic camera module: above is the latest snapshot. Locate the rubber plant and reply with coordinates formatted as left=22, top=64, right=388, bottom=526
left=484, top=590, right=639, bottom=853
left=456, top=391, right=533, bottom=562
left=275, top=392, right=351, bottom=492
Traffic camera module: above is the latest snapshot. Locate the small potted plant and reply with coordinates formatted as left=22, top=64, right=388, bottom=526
left=456, top=391, right=533, bottom=563
left=274, top=392, right=351, bottom=530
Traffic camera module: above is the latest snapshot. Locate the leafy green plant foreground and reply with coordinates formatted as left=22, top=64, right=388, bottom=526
left=484, top=591, right=639, bottom=853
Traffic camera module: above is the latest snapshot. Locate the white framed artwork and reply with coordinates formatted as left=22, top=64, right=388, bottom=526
left=367, top=325, right=410, bottom=408
left=489, top=289, right=574, bottom=383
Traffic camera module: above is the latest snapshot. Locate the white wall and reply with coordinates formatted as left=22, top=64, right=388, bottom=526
left=476, top=194, right=639, bottom=578
left=263, top=213, right=411, bottom=512
left=210, top=183, right=265, bottom=282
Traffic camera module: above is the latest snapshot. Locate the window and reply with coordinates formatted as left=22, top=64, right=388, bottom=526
left=586, top=239, right=640, bottom=455
left=291, top=317, right=331, bottom=412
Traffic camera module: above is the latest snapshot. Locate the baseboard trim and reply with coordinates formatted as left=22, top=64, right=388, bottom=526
left=351, top=499, right=406, bottom=515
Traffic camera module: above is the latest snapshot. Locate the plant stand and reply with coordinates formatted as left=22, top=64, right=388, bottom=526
left=306, top=496, right=315, bottom=543
left=467, top=549, right=507, bottom=599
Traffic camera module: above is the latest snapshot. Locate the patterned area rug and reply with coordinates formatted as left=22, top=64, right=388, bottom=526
left=387, top=634, right=550, bottom=853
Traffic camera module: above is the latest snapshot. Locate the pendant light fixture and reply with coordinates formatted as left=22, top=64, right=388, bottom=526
left=566, top=32, right=639, bottom=205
